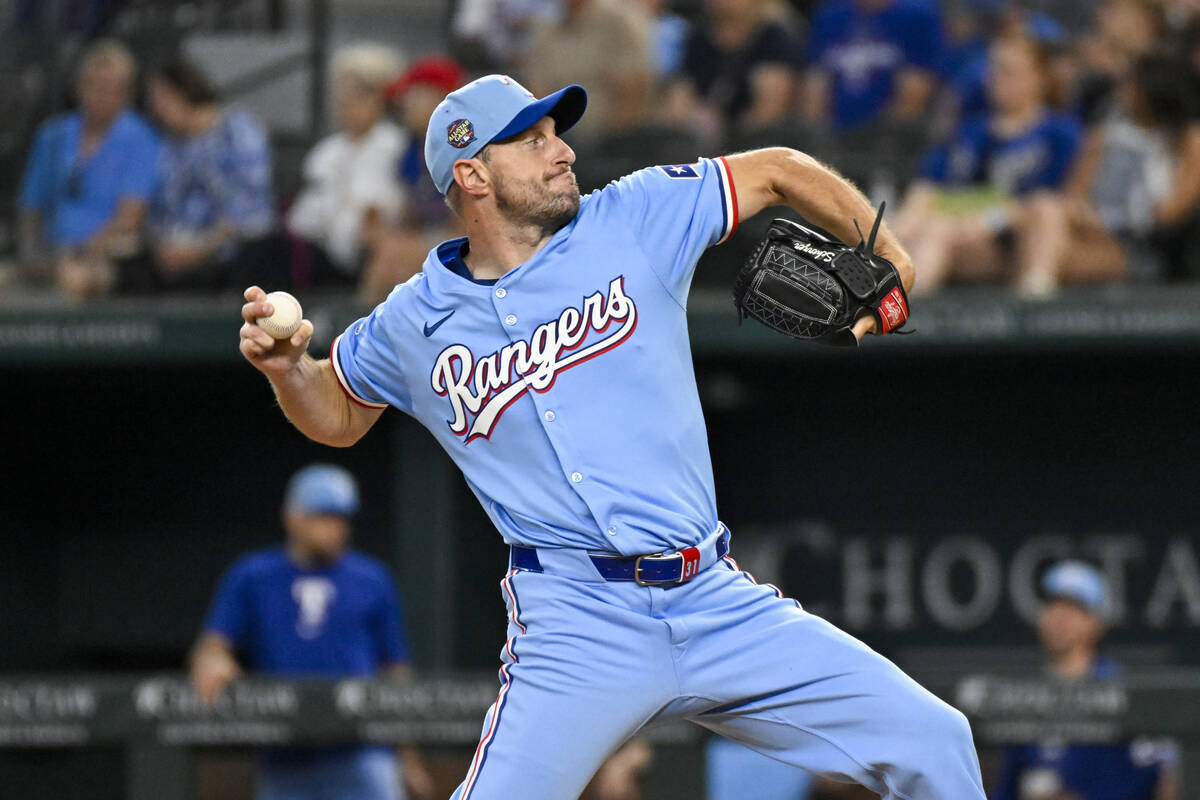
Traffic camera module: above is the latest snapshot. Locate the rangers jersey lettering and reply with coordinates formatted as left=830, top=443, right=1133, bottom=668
left=432, top=278, right=637, bottom=442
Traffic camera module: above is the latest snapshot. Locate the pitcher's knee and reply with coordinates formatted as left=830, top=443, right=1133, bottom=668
left=883, top=699, right=983, bottom=798
left=896, top=693, right=973, bottom=755
left=937, top=704, right=974, bottom=749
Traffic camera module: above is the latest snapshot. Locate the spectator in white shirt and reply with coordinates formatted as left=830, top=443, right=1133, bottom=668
left=287, top=43, right=406, bottom=288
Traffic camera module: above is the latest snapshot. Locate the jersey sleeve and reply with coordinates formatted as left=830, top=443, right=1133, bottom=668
left=371, top=570, right=411, bottom=666
left=330, top=298, right=413, bottom=414
left=593, top=156, right=738, bottom=304
left=202, top=559, right=254, bottom=649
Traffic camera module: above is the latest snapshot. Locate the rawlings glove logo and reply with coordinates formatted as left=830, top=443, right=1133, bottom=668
left=430, top=277, right=637, bottom=442
left=877, top=286, right=909, bottom=333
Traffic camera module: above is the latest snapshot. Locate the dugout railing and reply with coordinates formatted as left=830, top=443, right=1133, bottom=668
left=0, top=672, right=1198, bottom=799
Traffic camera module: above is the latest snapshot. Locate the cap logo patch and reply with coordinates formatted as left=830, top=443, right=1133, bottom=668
left=447, top=118, right=476, bottom=149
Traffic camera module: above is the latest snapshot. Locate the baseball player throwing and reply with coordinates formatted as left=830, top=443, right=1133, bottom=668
left=240, top=75, right=985, bottom=799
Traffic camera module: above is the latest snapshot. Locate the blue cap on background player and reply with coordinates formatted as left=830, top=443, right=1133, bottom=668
left=284, top=464, right=360, bottom=516
left=424, top=73, right=587, bottom=194
left=1041, top=560, right=1108, bottom=615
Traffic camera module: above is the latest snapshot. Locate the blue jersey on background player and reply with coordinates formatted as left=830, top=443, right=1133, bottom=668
left=919, top=111, right=1081, bottom=197
left=194, top=464, right=427, bottom=800
left=204, top=546, right=409, bottom=677
left=239, top=74, right=987, bottom=800
left=992, top=562, right=1177, bottom=800
left=806, top=0, right=945, bottom=130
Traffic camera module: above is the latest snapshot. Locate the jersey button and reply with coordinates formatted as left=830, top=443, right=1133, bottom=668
left=505, top=314, right=517, bottom=325
left=607, top=526, right=617, bottom=536
left=495, top=288, right=507, bottom=298
left=570, top=472, right=583, bottom=483
left=543, top=411, right=556, bottom=422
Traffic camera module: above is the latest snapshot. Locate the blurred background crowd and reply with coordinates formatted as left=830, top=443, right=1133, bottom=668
left=5, top=0, right=1200, bottom=304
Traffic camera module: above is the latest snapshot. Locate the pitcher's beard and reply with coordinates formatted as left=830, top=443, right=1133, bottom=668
left=494, top=171, right=581, bottom=237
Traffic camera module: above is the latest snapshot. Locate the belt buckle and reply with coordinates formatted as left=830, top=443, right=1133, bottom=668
left=634, top=552, right=678, bottom=586
left=634, top=545, right=702, bottom=587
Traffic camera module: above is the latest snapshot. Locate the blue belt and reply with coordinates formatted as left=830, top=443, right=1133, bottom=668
left=510, top=527, right=730, bottom=587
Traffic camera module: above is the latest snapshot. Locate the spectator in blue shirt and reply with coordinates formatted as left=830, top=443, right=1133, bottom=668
left=891, top=33, right=1084, bottom=295
left=801, top=0, right=945, bottom=131
left=940, top=3, right=1070, bottom=134
left=17, top=40, right=160, bottom=299
left=992, top=561, right=1178, bottom=800
left=145, top=58, right=277, bottom=290
left=190, top=464, right=433, bottom=800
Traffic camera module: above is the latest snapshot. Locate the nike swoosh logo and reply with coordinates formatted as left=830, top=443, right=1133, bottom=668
left=423, top=310, right=456, bottom=337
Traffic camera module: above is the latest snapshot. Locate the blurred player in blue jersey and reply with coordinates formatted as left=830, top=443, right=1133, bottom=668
left=190, top=463, right=433, bottom=800
left=993, top=561, right=1178, bottom=800
left=237, top=75, right=986, bottom=799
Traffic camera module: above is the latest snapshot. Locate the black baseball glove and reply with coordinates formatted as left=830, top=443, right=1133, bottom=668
left=732, top=203, right=910, bottom=346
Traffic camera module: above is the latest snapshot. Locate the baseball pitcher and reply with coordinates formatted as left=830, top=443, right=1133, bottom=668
left=239, top=75, right=984, bottom=800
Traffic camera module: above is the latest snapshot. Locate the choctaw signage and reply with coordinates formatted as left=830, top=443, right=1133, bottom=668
left=731, top=524, right=1200, bottom=648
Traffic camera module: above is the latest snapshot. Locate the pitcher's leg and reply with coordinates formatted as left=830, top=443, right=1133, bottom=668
left=450, top=570, right=677, bottom=800
left=678, top=564, right=984, bottom=800
left=697, top=672, right=980, bottom=800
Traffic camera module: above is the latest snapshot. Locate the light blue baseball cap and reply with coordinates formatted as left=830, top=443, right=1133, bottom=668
left=1042, top=560, right=1107, bottom=614
left=424, top=73, right=587, bottom=194
left=284, top=464, right=360, bottom=516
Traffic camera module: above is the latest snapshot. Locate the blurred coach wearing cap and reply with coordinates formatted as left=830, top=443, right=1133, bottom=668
left=992, top=560, right=1178, bottom=800
left=190, top=464, right=433, bottom=800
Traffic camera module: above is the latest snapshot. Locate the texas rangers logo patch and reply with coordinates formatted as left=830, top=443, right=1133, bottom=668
left=447, top=118, right=476, bottom=149
left=659, top=164, right=700, bottom=179
left=430, top=277, right=638, bottom=442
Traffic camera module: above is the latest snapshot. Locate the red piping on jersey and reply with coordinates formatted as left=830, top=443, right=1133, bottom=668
left=461, top=567, right=525, bottom=798
left=330, top=335, right=387, bottom=410
left=718, top=156, right=740, bottom=240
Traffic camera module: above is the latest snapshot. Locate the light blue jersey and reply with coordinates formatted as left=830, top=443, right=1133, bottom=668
left=333, top=158, right=737, bottom=555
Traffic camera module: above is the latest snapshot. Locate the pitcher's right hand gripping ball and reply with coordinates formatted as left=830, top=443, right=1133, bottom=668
left=732, top=202, right=910, bottom=346
left=239, top=286, right=314, bottom=371
left=254, top=290, right=303, bottom=339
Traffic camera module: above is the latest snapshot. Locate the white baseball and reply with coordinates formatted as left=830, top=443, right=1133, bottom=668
left=256, top=291, right=304, bottom=339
